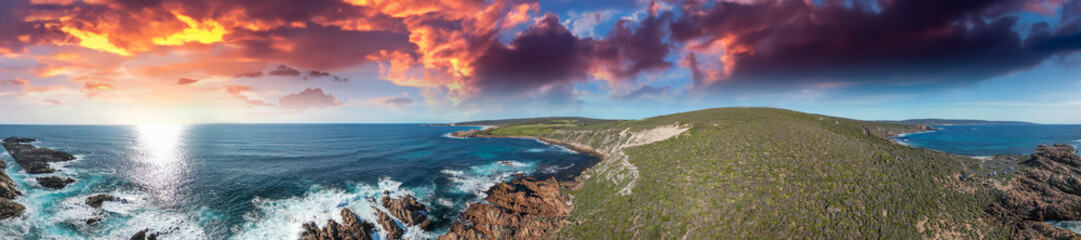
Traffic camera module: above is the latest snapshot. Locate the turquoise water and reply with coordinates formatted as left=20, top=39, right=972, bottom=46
left=0, top=124, right=598, bottom=239
left=894, top=124, right=1081, bottom=156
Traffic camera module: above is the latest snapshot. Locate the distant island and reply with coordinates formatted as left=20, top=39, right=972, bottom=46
left=880, top=118, right=1037, bottom=126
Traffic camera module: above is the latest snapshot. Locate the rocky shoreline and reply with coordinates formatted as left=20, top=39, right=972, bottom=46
left=0, top=136, right=83, bottom=220
left=298, top=194, right=434, bottom=240
left=294, top=128, right=603, bottom=240
left=987, top=144, right=1081, bottom=239
left=437, top=128, right=603, bottom=239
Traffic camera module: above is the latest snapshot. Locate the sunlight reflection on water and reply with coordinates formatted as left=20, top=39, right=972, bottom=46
left=133, top=124, right=189, bottom=205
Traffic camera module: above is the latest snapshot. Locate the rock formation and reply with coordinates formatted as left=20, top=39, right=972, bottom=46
left=0, top=162, right=20, bottom=199
left=129, top=229, right=158, bottom=240
left=86, top=194, right=121, bottom=208
left=300, top=208, right=376, bottom=240
left=440, top=176, right=570, bottom=240
left=0, top=198, right=24, bottom=220
left=987, top=144, right=1081, bottom=239
left=36, top=176, right=75, bottom=189
left=372, top=207, right=404, bottom=239
left=2, top=136, right=76, bottom=174
left=382, top=193, right=432, bottom=230
left=0, top=147, right=23, bottom=219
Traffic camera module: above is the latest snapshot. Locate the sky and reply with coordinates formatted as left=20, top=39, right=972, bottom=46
left=0, top=0, right=1079, bottom=124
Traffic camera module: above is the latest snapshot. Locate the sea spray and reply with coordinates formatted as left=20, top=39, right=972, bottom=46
left=232, top=177, right=435, bottom=240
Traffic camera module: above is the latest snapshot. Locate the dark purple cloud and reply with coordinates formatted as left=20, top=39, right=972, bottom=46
left=279, top=88, right=343, bottom=110
left=267, top=65, right=301, bottom=77
left=671, top=0, right=1081, bottom=90
left=471, top=14, right=594, bottom=98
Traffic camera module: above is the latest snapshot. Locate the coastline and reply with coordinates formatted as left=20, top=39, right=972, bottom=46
left=437, top=128, right=607, bottom=239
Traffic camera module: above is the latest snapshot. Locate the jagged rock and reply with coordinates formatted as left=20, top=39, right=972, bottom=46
left=440, top=176, right=569, bottom=240
left=382, top=193, right=432, bottom=230
left=0, top=198, right=24, bottom=219
left=298, top=208, right=376, bottom=240
left=987, top=144, right=1081, bottom=239
left=341, top=208, right=376, bottom=240
left=85, top=194, right=121, bottom=208
left=372, top=207, right=404, bottom=239
left=37, top=176, right=75, bottom=189
left=0, top=165, right=20, bottom=199
left=129, top=229, right=158, bottom=240
left=2, top=136, right=76, bottom=174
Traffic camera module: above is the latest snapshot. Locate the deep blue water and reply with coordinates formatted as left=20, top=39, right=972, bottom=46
left=895, top=124, right=1081, bottom=233
left=0, top=124, right=597, bottom=239
left=894, top=124, right=1081, bottom=156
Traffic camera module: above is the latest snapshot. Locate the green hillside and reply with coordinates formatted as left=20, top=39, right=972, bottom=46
left=473, top=108, right=1003, bottom=239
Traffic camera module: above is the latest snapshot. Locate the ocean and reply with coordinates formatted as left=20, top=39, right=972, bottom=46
left=893, top=124, right=1081, bottom=157
left=0, top=124, right=598, bottom=239
left=895, top=124, right=1081, bottom=233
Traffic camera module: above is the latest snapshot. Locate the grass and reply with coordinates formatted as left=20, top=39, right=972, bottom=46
left=473, top=107, right=1005, bottom=239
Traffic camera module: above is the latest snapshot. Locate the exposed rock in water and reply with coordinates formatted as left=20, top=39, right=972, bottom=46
left=85, top=194, right=121, bottom=208
left=987, top=144, right=1081, bottom=239
left=299, top=208, right=376, bottom=240
left=373, top=207, right=404, bottom=239
left=440, top=176, right=570, bottom=240
left=0, top=198, right=24, bottom=220
left=129, top=229, right=158, bottom=240
left=0, top=163, right=20, bottom=199
left=382, top=193, right=432, bottom=230
left=37, top=176, right=75, bottom=189
left=0, top=151, right=24, bottom=220
left=2, top=136, right=77, bottom=174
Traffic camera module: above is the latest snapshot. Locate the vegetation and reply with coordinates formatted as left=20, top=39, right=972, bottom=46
left=473, top=107, right=1005, bottom=239
left=461, top=117, right=622, bottom=136
left=456, top=117, right=621, bottom=128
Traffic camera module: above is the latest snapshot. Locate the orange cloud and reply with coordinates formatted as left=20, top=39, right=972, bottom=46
left=152, top=14, right=226, bottom=46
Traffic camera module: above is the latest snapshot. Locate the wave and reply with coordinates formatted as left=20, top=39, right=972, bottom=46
left=443, top=160, right=533, bottom=199
left=231, top=177, right=437, bottom=240
left=0, top=189, right=206, bottom=240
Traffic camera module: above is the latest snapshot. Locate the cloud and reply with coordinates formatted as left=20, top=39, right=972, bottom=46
left=618, top=85, right=669, bottom=101
left=267, top=65, right=301, bottom=76
left=235, top=71, right=264, bottom=78
left=279, top=88, right=343, bottom=110
left=177, top=78, right=199, bottom=85
left=564, top=10, right=616, bottom=37
left=42, top=99, right=61, bottom=106
left=368, top=96, right=414, bottom=108
left=225, top=85, right=273, bottom=107
left=670, top=0, right=1081, bottom=91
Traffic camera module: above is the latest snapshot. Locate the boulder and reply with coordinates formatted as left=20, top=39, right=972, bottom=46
left=382, top=194, right=432, bottom=230
left=0, top=198, right=24, bottom=219
left=0, top=168, right=20, bottom=199
left=85, top=194, right=121, bottom=208
left=372, top=207, right=404, bottom=239
left=129, top=229, right=157, bottom=240
left=298, top=207, right=376, bottom=240
left=37, top=176, right=75, bottom=189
